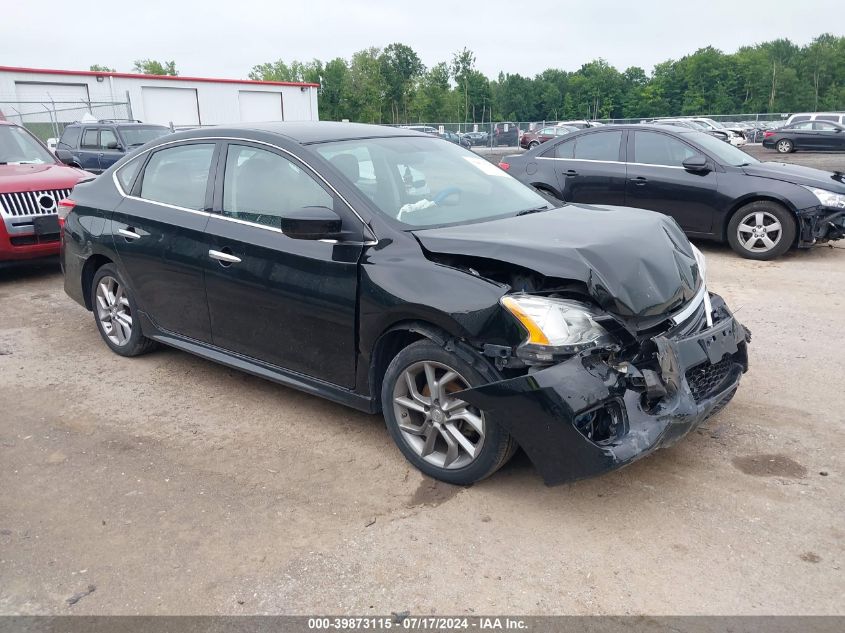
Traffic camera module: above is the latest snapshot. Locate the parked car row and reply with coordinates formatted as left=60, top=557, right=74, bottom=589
left=501, top=123, right=845, bottom=260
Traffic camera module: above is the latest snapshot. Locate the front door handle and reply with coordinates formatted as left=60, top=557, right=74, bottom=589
left=208, top=249, right=241, bottom=265
left=629, top=176, right=648, bottom=186
left=564, top=169, right=578, bottom=177
left=118, top=227, right=141, bottom=240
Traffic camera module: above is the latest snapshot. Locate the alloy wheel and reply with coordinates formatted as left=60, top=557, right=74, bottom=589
left=392, top=361, right=485, bottom=469
left=776, top=139, right=792, bottom=153
left=736, top=210, right=783, bottom=254
left=95, top=276, right=133, bottom=346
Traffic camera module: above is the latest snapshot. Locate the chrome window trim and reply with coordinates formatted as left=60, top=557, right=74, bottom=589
left=111, top=135, right=378, bottom=242
left=535, top=157, right=687, bottom=170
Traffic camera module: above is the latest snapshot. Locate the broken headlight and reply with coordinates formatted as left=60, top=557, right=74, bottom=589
left=802, top=186, right=845, bottom=209
left=501, top=295, right=614, bottom=362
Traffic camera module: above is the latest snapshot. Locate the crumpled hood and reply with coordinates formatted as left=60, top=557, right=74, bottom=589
left=413, top=204, right=702, bottom=319
left=742, top=162, right=845, bottom=192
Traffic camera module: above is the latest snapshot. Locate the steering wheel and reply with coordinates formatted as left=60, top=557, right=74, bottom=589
left=432, top=187, right=462, bottom=205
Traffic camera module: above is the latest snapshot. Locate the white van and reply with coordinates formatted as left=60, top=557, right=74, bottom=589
left=785, top=112, right=845, bottom=125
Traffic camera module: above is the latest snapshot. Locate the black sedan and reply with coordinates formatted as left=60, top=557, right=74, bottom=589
left=501, top=124, right=845, bottom=259
left=60, top=122, right=749, bottom=485
left=763, top=120, right=845, bottom=153
left=462, top=131, right=489, bottom=146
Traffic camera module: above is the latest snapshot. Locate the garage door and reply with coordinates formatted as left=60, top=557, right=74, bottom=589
left=141, top=86, right=200, bottom=126
left=238, top=91, right=284, bottom=122
left=15, top=81, right=90, bottom=103
left=14, top=82, right=91, bottom=121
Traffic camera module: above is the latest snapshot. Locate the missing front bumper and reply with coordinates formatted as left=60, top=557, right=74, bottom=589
left=457, top=310, right=749, bottom=485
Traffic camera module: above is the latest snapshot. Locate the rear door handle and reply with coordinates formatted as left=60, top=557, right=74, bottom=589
left=564, top=169, right=578, bottom=177
left=629, top=176, right=648, bottom=185
left=118, top=227, right=141, bottom=240
left=208, top=249, right=241, bottom=265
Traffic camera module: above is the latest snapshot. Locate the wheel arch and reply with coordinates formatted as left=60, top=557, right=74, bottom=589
left=80, top=254, right=115, bottom=310
left=531, top=182, right=564, bottom=200
left=722, top=194, right=800, bottom=244
left=367, top=320, right=453, bottom=412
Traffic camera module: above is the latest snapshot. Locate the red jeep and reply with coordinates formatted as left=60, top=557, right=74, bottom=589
left=0, top=120, right=90, bottom=263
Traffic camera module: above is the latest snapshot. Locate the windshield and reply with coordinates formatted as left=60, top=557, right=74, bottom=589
left=118, top=126, right=170, bottom=147
left=313, top=136, right=551, bottom=228
left=0, top=125, right=56, bottom=165
left=688, top=131, right=758, bottom=166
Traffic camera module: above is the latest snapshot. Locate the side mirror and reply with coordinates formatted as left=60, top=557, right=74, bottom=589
left=106, top=141, right=122, bottom=150
left=55, top=149, right=73, bottom=165
left=280, top=206, right=342, bottom=240
left=682, top=154, right=709, bottom=172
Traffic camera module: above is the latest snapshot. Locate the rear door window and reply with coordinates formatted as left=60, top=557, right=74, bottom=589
left=554, top=138, right=575, bottom=159
left=573, top=131, right=623, bottom=161
left=81, top=128, right=99, bottom=149
left=100, top=129, right=119, bottom=149
left=139, top=143, right=215, bottom=210
left=791, top=116, right=811, bottom=123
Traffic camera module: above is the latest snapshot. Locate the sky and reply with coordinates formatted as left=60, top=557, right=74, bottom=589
left=2, top=0, right=841, bottom=80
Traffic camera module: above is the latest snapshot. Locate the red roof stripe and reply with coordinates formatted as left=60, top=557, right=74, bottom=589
left=0, top=65, right=320, bottom=88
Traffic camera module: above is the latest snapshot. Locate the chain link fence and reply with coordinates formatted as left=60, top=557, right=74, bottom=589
left=0, top=100, right=134, bottom=144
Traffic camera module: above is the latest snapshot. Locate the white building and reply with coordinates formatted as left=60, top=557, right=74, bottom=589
left=0, top=65, right=319, bottom=127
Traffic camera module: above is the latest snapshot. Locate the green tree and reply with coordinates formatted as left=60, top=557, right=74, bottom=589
left=411, top=62, right=454, bottom=122
left=132, top=59, right=178, bottom=76
left=379, top=43, right=424, bottom=123
left=451, top=48, right=476, bottom=123
left=89, top=64, right=115, bottom=73
left=346, top=48, right=385, bottom=123
left=248, top=59, right=323, bottom=83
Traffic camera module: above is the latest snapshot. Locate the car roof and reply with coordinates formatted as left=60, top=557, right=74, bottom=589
left=65, top=120, right=168, bottom=128
left=178, top=121, right=429, bottom=144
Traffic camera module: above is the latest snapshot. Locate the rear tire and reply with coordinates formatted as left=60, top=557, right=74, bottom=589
left=381, top=340, right=517, bottom=485
left=776, top=139, right=794, bottom=153
left=528, top=140, right=539, bottom=149
left=727, top=201, right=795, bottom=260
left=91, top=264, right=158, bottom=357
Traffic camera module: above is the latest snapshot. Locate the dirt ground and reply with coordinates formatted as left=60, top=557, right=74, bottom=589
left=1, top=152, right=844, bottom=616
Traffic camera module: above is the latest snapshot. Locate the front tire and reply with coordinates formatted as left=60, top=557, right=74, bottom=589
left=91, top=264, right=157, bottom=357
left=727, top=201, right=795, bottom=260
left=776, top=138, right=794, bottom=153
left=528, top=140, right=539, bottom=149
left=381, top=340, right=516, bottom=485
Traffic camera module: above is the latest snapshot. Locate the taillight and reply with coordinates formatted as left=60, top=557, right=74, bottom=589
left=763, top=131, right=775, bottom=138
left=498, top=162, right=510, bottom=171
left=57, top=198, right=76, bottom=226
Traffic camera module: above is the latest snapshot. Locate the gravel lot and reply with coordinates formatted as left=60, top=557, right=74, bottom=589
left=1, top=150, right=844, bottom=616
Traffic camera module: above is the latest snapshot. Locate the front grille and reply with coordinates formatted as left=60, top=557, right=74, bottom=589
left=0, top=189, right=72, bottom=218
left=10, top=234, right=59, bottom=246
left=685, top=357, right=735, bottom=403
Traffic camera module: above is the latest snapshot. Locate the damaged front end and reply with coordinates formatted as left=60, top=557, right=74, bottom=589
left=798, top=206, right=845, bottom=247
left=457, top=292, right=750, bottom=485
left=412, top=206, right=750, bottom=484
